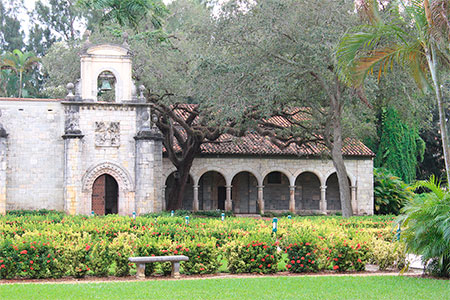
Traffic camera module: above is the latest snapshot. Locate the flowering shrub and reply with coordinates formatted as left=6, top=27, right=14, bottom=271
left=0, top=214, right=402, bottom=278
left=326, top=240, right=368, bottom=272
left=285, top=242, right=319, bottom=273
left=181, top=240, right=221, bottom=275
left=224, top=239, right=279, bottom=274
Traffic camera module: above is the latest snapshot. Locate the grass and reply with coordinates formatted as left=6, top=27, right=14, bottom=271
left=0, top=276, right=448, bottom=300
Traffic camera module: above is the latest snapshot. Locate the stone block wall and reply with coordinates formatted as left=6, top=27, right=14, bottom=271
left=0, top=100, right=65, bottom=211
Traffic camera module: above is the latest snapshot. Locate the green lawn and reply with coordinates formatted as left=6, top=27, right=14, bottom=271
left=0, top=276, right=448, bottom=300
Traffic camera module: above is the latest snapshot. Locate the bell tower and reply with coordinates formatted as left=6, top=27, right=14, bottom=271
left=79, top=44, right=134, bottom=102
left=62, top=43, right=163, bottom=216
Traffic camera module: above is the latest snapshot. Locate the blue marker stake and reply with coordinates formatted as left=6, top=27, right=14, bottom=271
left=272, top=217, right=278, bottom=233
left=132, top=211, right=136, bottom=220
left=288, top=215, right=292, bottom=220
left=171, top=210, right=174, bottom=217
left=185, top=216, right=189, bottom=225
left=91, top=211, right=95, bottom=217
left=221, top=213, right=225, bottom=221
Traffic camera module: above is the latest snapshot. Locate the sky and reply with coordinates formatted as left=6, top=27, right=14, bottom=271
left=18, top=0, right=176, bottom=40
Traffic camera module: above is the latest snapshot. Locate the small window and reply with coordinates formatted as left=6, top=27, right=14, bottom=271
left=267, top=172, right=282, bottom=184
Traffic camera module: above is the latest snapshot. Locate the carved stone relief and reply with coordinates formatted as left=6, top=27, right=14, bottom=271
left=64, top=106, right=81, bottom=135
left=95, top=121, right=120, bottom=147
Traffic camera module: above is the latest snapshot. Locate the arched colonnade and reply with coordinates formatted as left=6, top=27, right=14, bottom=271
left=163, top=166, right=358, bottom=214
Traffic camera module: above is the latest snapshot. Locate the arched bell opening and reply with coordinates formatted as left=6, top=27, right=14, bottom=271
left=97, top=71, right=116, bottom=102
left=92, top=174, right=118, bottom=215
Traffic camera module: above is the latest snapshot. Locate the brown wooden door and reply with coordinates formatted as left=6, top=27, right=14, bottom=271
left=92, top=175, right=106, bottom=215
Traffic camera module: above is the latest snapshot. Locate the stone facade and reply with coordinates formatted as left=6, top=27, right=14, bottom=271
left=0, top=43, right=374, bottom=216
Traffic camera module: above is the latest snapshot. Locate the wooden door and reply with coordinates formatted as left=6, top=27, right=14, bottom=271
left=92, top=175, right=106, bottom=215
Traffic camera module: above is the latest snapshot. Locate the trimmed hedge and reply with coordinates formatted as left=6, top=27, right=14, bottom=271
left=0, top=213, right=404, bottom=279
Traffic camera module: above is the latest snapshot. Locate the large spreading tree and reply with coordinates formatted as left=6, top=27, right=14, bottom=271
left=187, top=0, right=372, bottom=217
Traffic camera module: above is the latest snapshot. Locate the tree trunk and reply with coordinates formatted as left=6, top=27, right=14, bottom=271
left=326, top=83, right=353, bottom=217
left=330, top=122, right=353, bottom=217
left=426, top=46, right=450, bottom=184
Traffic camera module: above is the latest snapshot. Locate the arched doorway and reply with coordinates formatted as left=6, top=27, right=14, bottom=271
left=92, top=174, right=118, bottom=215
left=198, top=171, right=226, bottom=210
left=326, top=173, right=351, bottom=211
left=295, top=172, right=320, bottom=210
left=263, top=171, right=290, bottom=211
left=165, top=172, right=194, bottom=210
left=231, top=171, right=258, bottom=214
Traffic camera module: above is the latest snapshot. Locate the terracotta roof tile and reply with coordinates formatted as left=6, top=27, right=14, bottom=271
left=166, top=105, right=374, bottom=157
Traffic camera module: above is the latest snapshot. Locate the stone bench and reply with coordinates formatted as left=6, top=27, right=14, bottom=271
left=128, top=255, right=189, bottom=279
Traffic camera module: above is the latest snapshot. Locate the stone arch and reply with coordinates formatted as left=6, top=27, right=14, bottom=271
left=262, top=171, right=291, bottom=211
left=324, top=169, right=356, bottom=187
left=164, top=171, right=194, bottom=211
left=230, top=169, right=263, bottom=186
left=325, top=172, right=351, bottom=211
left=293, top=169, right=324, bottom=186
left=262, top=169, right=294, bottom=185
left=231, top=171, right=259, bottom=214
left=81, top=161, right=134, bottom=216
left=82, top=161, right=133, bottom=192
left=194, top=168, right=228, bottom=186
left=295, top=171, right=321, bottom=210
left=198, top=170, right=227, bottom=210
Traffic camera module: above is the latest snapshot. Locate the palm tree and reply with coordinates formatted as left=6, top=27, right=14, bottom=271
left=1, top=49, right=39, bottom=98
left=399, top=176, right=450, bottom=277
left=336, top=0, right=450, bottom=182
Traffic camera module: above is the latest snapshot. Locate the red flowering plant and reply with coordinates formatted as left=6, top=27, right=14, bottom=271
left=223, top=236, right=279, bottom=274
left=134, top=236, right=170, bottom=276
left=285, top=242, right=319, bottom=273
left=326, top=239, right=369, bottom=272
left=0, top=234, right=61, bottom=279
left=282, top=228, right=321, bottom=273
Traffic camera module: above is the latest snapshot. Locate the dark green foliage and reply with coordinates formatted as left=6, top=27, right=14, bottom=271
left=400, top=177, right=450, bottom=278
left=375, top=108, right=425, bottom=183
left=374, top=168, right=414, bottom=215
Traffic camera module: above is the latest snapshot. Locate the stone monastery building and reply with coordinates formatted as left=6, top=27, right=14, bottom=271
left=0, top=44, right=374, bottom=216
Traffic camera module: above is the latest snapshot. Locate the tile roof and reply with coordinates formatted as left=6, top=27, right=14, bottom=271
left=167, top=105, right=374, bottom=157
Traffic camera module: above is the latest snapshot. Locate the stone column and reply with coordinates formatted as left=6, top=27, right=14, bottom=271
left=225, top=185, right=232, bottom=211
left=0, top=113, right=8, bottom=215
left=320, top=185, right=327, bottom=215
left=63, top=102, right=84, bottom=215
left=257, top=185, right=264, bottom=215
left=193, top=185, right=199, bottom=212
left=351, top=185, right=357, bottom=215
left=161, top=185, right=166, bottom=211
left=289, top=185, right=296, bottom=213
left=135, top=106, right=163, bottom=215
left=63, top=135, right=84, bottom=215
